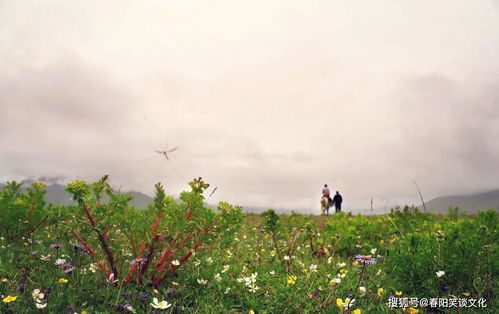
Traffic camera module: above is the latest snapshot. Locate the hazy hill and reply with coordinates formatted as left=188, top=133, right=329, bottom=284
left=0, top=182, right=154, bottom=208
left=423, top=189, right=499, bottom=214
left=2, top=181, right=497, bottom=214
left=0, top=181, right=293, bottom=213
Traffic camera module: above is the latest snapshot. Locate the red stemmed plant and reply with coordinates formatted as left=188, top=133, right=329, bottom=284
left=65, top=176, right=244, bottom=288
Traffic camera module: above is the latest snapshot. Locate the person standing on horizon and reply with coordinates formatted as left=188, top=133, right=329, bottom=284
left=333, top=191, right=343, bottom=213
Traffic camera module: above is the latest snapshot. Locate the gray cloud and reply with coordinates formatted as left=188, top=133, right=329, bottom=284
left=0, top=56, right=141, bottom=182
left=1, top=0, right=498, bottom=213
left=384, top=73, right=499, bottom=197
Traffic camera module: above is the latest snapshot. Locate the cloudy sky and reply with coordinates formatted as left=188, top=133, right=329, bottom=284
left=1, top=0, right=498, bottom=213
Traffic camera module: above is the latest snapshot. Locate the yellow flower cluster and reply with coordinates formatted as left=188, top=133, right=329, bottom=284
left=287, top=275, right=297, bottom=285
left=2, top=295, right=17, bottom=303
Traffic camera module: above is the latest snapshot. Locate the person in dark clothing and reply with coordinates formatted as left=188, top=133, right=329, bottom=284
left=332, top=191, right=343, bottom=213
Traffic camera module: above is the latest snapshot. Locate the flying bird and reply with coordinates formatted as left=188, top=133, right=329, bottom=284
left=155, top=147, right=178, bottom=160
left=208, top=186, right=218, bottom=198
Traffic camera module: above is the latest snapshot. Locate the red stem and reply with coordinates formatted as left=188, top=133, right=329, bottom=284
left=152, top=217, right=220, bottom=287
left=151, top=214, right=163, bottom=234
left=155, top=238, right=178, bottom=270
left=82, top=203, right=118, bottom=278
left=72, top=231, right=97, bottom=258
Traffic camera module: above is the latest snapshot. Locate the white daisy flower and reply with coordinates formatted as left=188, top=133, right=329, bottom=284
left=150, top=297, right=171, bottom=309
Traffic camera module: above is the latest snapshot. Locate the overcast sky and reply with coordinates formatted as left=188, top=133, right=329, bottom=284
left=1, top=0, right=498, bottom=213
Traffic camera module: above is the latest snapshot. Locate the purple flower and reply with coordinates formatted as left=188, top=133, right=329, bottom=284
left=139, top=294, right=148, bottom=302
left=354, top=254, right=376, bottom=264
left=166, top=288, right=176, bottom=296
left=442, top=285, right=449, bottom=292
left=50, top=243, right=62, bottom=249
left=115, top=304, right=132, bottom=311
left=31, top=251, right=38, bottom=257
left=45, top=287, right=52, bottom=296
left=313, top=289, right=320, bottom=297
left=66, top=305, right=74, bottom=312
left=64, top=266, right=76, bottom=274
left=17, top=284, right=27, bottom=293
left=130, top=257, right=147, bottom=267
left=71, top=242, right=84, bottom=250
left=120, top=293, right=135, bottom=299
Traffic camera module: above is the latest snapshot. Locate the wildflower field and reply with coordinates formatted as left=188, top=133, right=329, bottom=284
left=0, top=177, right=497, bottom=313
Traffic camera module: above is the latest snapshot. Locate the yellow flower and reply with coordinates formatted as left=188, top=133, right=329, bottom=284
left=339, top=269, right=348, bottom=274
left=301, top=268, right=308, bottom=274
left=336, top=298, right=355, bottom=309
left=287, top=275, right=297, bottom=285
left=403, top=307, right=419, bottom=314
left=58, top=278, right=68, bottom=284
left=81, top=311, right=88, bottom=314
left=336, top=298, right=343, bottom=308
left=352, top=260, right=359, bottom=266
left=47, top=233, right=52, bottom=239
left=1, top=278, right=8, bottom=283
left=395, top=291, right=403, bottom=296
left=377, top=287, right=384, bottom=297
left=270, top=250, right=276, bottom=257
left=249, top=310, right=255, bottom=314
left=2, top=295, right=17, bottom=303
left=353, top=309, right=362, bottom=314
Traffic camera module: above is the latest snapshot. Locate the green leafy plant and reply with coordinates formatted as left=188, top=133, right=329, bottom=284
left=64, top=176, right=245, bottom=288
left=0, top=181, right=48, bottom=243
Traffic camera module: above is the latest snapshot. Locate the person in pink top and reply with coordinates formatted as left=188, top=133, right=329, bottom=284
left=321, top=184, right=333, bottom=215
left=322, top=184, right=330, bottom=198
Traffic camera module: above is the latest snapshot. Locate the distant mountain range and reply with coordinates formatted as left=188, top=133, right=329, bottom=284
left=0, top=181, right=154, bottom=208
left=1, top=181, right=497, bottom=214
left=422, top=189, right=499, bottom=214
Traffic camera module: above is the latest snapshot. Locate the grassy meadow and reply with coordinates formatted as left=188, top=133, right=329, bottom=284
left=0, top=177, right=497, bottom=313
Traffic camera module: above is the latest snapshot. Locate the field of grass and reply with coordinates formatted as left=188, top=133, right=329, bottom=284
left=0, top=177, right=497, bottom=313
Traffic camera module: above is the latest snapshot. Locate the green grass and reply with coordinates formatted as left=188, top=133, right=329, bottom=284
left=0, top=179, right=497, bottom=313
